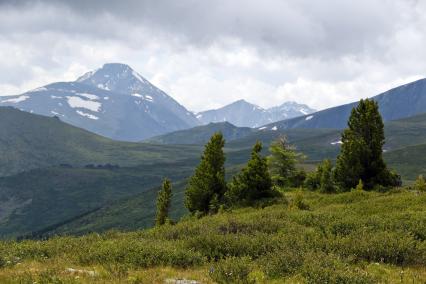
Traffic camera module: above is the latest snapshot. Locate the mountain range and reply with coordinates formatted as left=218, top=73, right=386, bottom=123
left=196, top=99, right=315, bottom=127
left=0, top=63, right=315, bottom=140
left=260, top=78, right=426, bottom=131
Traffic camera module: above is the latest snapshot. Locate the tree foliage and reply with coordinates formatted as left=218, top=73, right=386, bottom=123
left=304, top=159, right=335, bottom=193
left=268, top=136, right=305, bottom=187
left=185, top=132, right=226, bottom=214
left=156, top=178, right=172, bottom=226
left=226, top=141, right=274, bottom=206
left=334, top=99, right=401, bottom=190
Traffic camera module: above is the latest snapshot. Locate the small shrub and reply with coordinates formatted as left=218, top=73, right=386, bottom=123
left=354, top=179, right=364, bottom=191
left=209, top=257, right=254, bottom=284
left=414, top=175, right=426, bottom=192
left=292, top=191, right=310, bottom=210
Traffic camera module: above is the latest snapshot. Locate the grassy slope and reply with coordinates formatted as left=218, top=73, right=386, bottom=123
left=0, top=106, right=202, bottom=176
left=0, top=190, right=424, bottom=283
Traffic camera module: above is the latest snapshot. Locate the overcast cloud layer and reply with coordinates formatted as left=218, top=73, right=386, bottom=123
left=0, top=0, right=425, bottom=111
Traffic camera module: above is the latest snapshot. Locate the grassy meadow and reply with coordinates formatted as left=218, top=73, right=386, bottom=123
left=0, top=189, right=425, bottom=283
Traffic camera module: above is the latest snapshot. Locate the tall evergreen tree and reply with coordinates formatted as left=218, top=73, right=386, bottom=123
left=156, top=178, right=172, bottom=226
left=268, top=136, right=305, bottom=187
left=226, top=141, right=273, bottom=206
left=185, top=132, right=226, bottom=214
left=334, top=99, right=400, bottom=190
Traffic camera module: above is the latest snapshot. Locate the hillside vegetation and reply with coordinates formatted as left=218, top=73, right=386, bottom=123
left=0, top=189, right=424, bottom=283
left=0, top=107, right=202, bottom=177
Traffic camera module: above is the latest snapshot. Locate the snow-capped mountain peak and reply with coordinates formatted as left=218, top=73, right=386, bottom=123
left=197, top=100, right=316, bottom=128
left=76, top=63, right=152, bottom=94
left=0, top=63, right=200, bottom=141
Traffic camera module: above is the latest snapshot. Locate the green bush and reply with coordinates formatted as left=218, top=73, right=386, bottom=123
left=259, top=248, right=304, bottom=278
left=184, top=233, right=279, bottom=261
left=332, top=230, right=420, bottom=265
left=209, top=257, right=254, bottom=284
left=302, top=252, right=376, bottom=284
left=78, top=239, right=204, bottom=268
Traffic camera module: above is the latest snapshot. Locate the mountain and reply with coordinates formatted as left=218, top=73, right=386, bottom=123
left=196, top=99, right=315, bottom=127
left=0, top=106, right=202, bottom=177
left=263, top=78, right=426, bottom=131
left=0, top=63, right=199, bottom=141
left=146, top=122, right=256, bottom=144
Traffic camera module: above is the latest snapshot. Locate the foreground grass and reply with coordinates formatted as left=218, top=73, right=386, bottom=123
left=0, top=189, right=425, bottom=283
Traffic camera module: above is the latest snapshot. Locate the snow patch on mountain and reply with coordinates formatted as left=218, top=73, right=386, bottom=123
left=97, top=84, right=110, bottom=91
left=76, top=110, right=99, bottom=120
left=66, top=96, right=101, bottom=112
left=1, top=95, right=30, bottom=103
left=144, top=95, right=153, bottom=102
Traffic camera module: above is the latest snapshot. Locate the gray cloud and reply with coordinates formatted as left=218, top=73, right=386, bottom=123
left=0, top=0, right=412, bottom=58
left=0, top=0, right=425, bottom=111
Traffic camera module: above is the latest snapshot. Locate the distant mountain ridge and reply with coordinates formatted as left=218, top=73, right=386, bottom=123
left=196, top=99, right=315, bottom=127
left=0, top=63, right=200, bottom=141
left=261, top=78, right=426, bottom=131
left=146, top=122, right=256, bottom=144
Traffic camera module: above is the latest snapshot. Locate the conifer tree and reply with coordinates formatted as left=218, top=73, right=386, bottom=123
left=185, top=132, right=226, bottom=214
left=226, top=141, right=273, bottom=206
left=334, top=99, right=400, bottom=190
left=268, top=136, right=305, bottom=187
left=156, top=178, right=172, bottom=226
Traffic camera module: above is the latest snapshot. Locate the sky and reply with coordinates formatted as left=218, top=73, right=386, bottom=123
left=0, top=0, right=425, bottom=112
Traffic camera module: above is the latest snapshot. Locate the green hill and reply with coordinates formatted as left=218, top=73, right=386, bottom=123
left=145, top=122, right=255, bottom=145
left=0, top=106, right=202, bottom=177
left=0, top=190, right=424, bottom=283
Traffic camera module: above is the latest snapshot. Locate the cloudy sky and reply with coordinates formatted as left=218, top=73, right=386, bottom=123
left=0, top=0, right=425, bottom=111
